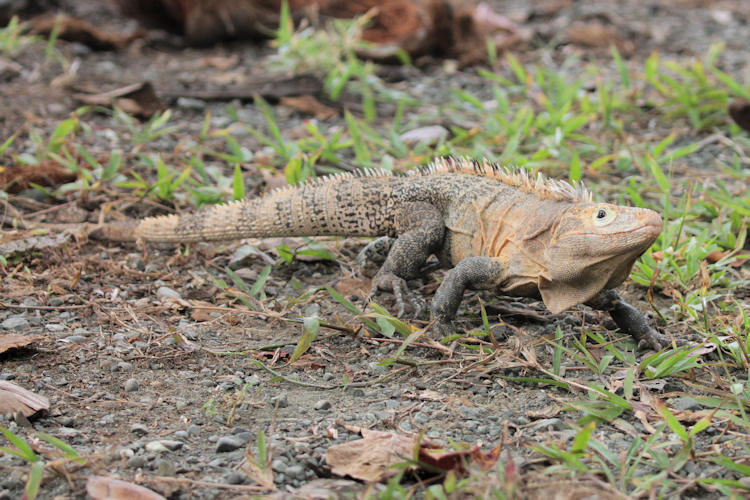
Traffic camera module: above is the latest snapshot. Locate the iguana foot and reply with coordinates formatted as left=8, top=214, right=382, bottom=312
left=588, top=289, right=673, bottom=350
left=428, top=320, right=457, bottom=339
left=356, top=236, right=395, bottom=278
left=369, top=271, right=426, bottom=318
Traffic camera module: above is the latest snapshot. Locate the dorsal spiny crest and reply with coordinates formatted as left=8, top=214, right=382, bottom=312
left=419, top=156, right=591, bottom=202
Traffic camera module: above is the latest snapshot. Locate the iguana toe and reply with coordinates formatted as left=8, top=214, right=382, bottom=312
left=370, top=271, right=426, bottom=318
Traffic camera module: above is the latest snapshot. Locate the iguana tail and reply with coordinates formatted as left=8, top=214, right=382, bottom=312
left=132, top=172, right=397, bottom=243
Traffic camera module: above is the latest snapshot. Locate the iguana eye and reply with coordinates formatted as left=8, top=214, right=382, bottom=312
left=593, top=206, right=616, bottom=226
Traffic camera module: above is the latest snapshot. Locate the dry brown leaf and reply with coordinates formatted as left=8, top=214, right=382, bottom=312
left=239, top=448, right=275, bottom=490
left=526, top=404, right=561, bottom=420
left=706, top=249, right=748, bottom=267
left=419, top=441, right=502, bottom=473
left=0, top=381, right=49, bottom=417
left=72, top=82, right=166, bottom=118
left=31, top=14, right=143, bottom=50
left=280, top=95, right=338, bottom=119
left=0, top=161, right=77, bottom=194
left=326, top=430, right=425, bottom=481
left=333, top=277, right=371, bottom=301
left=0, top=334, right=43, bottom=355
left=565, top=21, right=633, bottom=53
left=86, top=476, right=166, bottom=500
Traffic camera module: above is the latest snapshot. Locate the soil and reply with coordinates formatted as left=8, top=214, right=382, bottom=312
left=1, top=1, right=749, bottom=499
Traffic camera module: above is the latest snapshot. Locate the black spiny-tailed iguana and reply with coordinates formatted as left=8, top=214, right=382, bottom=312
left=97, top=157, right=668, bottom=349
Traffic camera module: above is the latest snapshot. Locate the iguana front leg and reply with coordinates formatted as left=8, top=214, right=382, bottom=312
left=369, top=203, right=444, bottom=317
left=430, top=257, right=506, bottom=337
left=587, top=289, right=671, bottom=350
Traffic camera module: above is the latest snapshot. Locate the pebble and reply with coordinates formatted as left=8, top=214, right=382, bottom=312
left=124, top=378, right=139, bottom=392
left=1, top=317, right=29, bottom=331
left=156, top=459, right=177, bottom=476
left=63, top=335, right=87, bottom=344
left=48, top=297, right=64, bottom=307
left=156, top=286, right=181, bottom=300
left=127, top=455, right=147, bottom=469
left=215, top=436, right=245, bottom=453
left=173, top=430, right=189, bottom=441
left=286, top=464, right=306, bottom=480
left=45, top=324, right=65, bottom=332
left=223, top=471, right=246, bottom=485
left=672, top=396, right=700, bottom=411
left=271, top=458, right=288, bottom=473
left=314, top=400, right=332, bottom=410
left=176, top=97, right=207, bottom=110
left=270, top=392, right=289, bottom=408
left=145, top=441, right=171, bottom=454
left=187, top=425, right=202, bottom=436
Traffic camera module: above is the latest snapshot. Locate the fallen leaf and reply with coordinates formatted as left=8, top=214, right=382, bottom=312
left=418, top=441, right=502, bottom=473
left=0, top=161, right=77, bottom=194
left=333, top=277, right=371, bottom=301
left=239, top=448, right=275, bottom=490
left=566, top=21, right=632, bottom=53
left=0, top=334, right=43, bottom=355
left=86, top=476, right=166, bottom=500
left=31, top=14, right=143, bottom=50
left=280, top=95, right=338, bottom=119
left=729, top=99, right=750, bottom=133
left=326, top=430, right=431, bottom=481
left=526, top=404, right=561, bottom=420
left=706, top=249, right=749, bottom=267
left=72, top=82, right=165, bottom=118
left=0, top=381, right=49, bottom=418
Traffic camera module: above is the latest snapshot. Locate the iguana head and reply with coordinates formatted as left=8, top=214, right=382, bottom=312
left=538, top=203, right=662, bottom=313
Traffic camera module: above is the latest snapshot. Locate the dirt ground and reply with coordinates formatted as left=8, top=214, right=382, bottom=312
left=1, top=1, right=749, bottom=499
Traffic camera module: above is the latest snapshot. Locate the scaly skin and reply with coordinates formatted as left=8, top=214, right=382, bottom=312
left=113, top=157, right=667, bottom=349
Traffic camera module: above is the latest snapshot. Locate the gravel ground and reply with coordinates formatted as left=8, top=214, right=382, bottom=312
left=1, top=0, right=749, bottom=498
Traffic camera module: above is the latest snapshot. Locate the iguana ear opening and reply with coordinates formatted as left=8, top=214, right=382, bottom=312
left=538, top=274, right=611, bottom=314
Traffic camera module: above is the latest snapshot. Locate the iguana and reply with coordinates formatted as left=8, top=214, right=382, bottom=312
left=96, top=157, right=668, bottom=349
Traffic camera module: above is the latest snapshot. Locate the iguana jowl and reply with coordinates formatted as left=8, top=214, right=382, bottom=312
left=120, top=157, right=666, bottom=349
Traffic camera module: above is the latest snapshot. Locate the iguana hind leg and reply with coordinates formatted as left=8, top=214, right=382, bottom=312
left=357, top=236, right=395, bottom=278
left=369, top=203, right=444, bottom=317
left=430, top=256, right=506, bottom=337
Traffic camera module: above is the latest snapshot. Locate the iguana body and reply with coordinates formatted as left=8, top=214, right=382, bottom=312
left=122, top=157, right=666, bottom=348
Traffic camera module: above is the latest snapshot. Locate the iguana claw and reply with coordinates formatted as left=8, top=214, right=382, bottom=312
left=369, top=271, right=426, bottom=318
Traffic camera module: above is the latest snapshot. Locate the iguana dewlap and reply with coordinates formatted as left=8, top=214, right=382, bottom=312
left=122, top=157, right=666, bottom=348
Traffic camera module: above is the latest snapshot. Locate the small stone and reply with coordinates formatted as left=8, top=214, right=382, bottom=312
left=127, top=455, right=147, bottom=468
left=271, top=458, right=288, bottom=473
left=124, top=378, right=139, bottom=392
left=48, top=297, right=64, bottom=307
left=145, top=441, right=170, bottom=454
left=286, top=464, right=306, bottom=480
left=45, top=324, right=65, bottom=332
left=187, top=425, right=202, bottom=436
left=156, top=286, right=181, bottom=300
left=314, top=400, right=332, bottom=410
left=1, top=317, right=29, bottom=331
left=63, top=335, right=87, bottom=344
left=158, top=440, right=184, bottom=451
left=224, top=471, right=246, bottom=485
left=176, top=97, right=207, bottom=110
left=672, top=396, right=700, bottom=411
left=270, top=392, right=288, bottom=408
left=156, top=459, right=177, bottom=476
left=215, top=436, right=245, bottom=453
left=173, top=430, right=189, bottom=441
